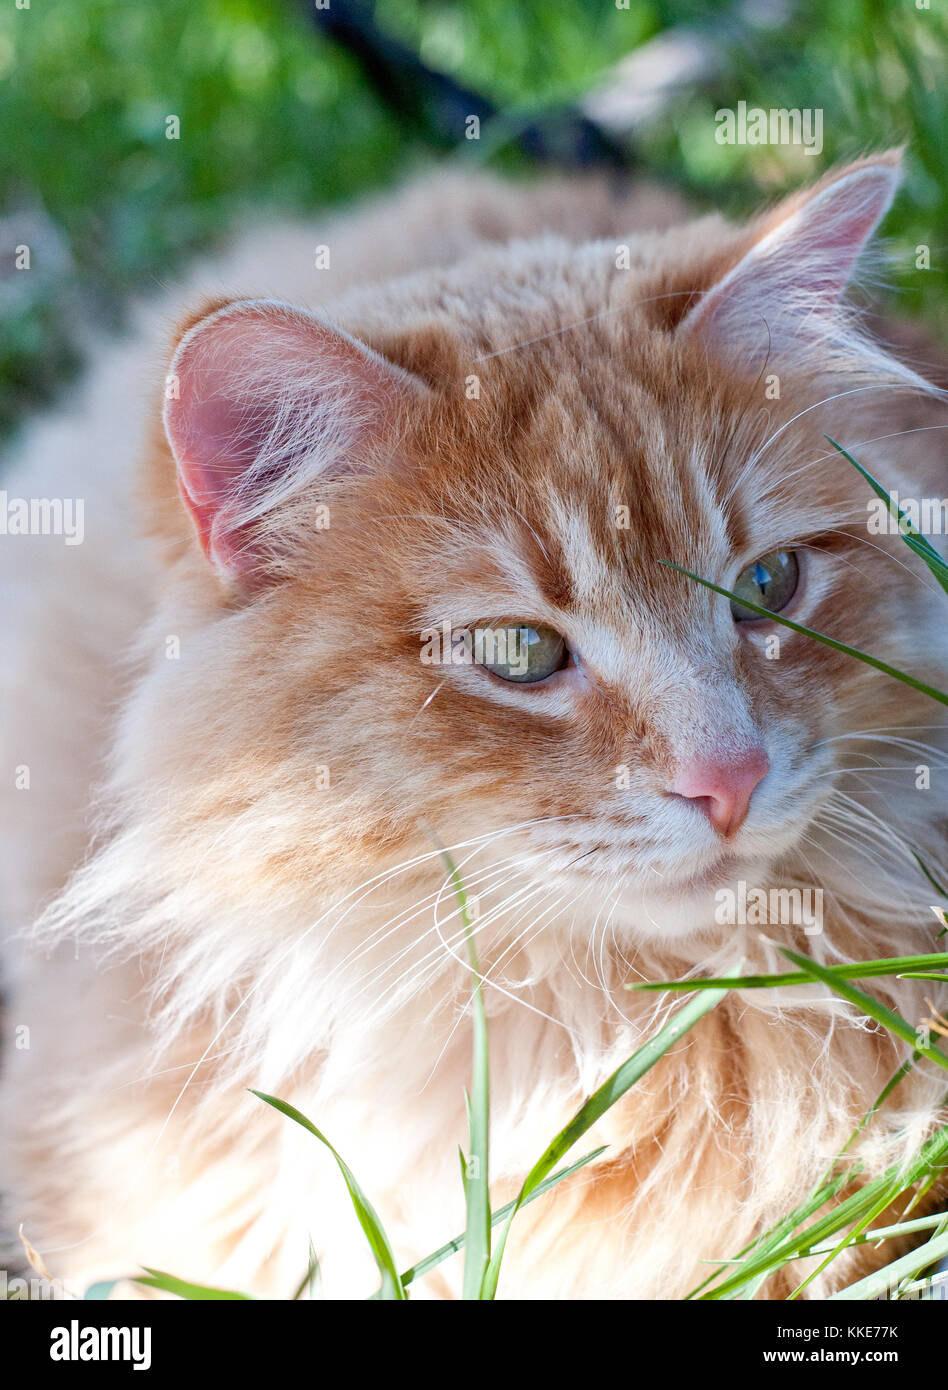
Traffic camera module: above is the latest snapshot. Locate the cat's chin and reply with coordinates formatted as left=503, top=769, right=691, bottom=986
left=609, top=855, right=762, bottom=944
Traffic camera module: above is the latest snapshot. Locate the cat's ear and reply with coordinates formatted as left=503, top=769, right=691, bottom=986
left=163, top=298, right=429, bottom=582
left=678, top=152, right=902, bottom=365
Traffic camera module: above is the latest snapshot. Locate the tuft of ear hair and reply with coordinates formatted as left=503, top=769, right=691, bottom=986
left=678, top=150, right=928, bottom=388
left=163, top=298, right=429, bottom=582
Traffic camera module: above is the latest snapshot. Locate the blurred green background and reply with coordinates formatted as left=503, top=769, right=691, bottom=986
left=0, top=0, right=945, bottom=438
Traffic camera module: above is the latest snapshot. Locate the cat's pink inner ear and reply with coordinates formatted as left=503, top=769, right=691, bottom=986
left=679, top=157, right=902, bottom=360
left=163, top=299, right=425, bottom=579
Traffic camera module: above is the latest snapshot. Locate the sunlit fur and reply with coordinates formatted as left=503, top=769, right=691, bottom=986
left=1, top=159, right=947, bottom=1299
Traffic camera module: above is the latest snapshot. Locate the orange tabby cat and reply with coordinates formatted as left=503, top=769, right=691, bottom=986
left=1, top=152, right=946, bottom=1299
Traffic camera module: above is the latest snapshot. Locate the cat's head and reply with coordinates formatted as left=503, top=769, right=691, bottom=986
left=148, top=151, right=942, bottom=946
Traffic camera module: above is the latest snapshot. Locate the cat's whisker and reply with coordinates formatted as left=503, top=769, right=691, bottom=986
left=317, top=847, right=548, bottom=996
left=748, top=383, right=914, bottom=471
left=822, top=813, right=925, bottom=865
left=606, top=879, right=638, bottom=974
left=365, top=830, right=575, bottom=972
left=587, top=880, right=617, bottom=993
left=795, top=528, right=939, bottom=594
left=150, top=819, right=583, bottom=1145
left=409, top=679, right=447, bottom=725
left=370, top=860, right=563, bottom=1010
left=861, top=742, right=944, bottom=765
left=492, top=878, right=596, bottom=992
left=411, top=881, right=573, bottom=1034
left=594, top=883, right=635, bottom=1024
left=815, top=725, right=948, bottom=746
left=338, top=861, right=562, bottom=1017
left=115, top=1048, right=247, bottom=1091
left=429, top=866, right=555, bottom=970
left=470, top=288, right=708, bottom=363
left=801, top=529, right=945, bottom=597
left=829, top=738, right=947, bottom=762
left=829, top=787, right=923, bottom=848
left=796, top=839, right=872, bottom=943
left=313, top=815, right=582, bottom=969
left=810, top=816, right=904, bottom=879
left=569, top=924, right=608, bottom=996
left=802, top=829, right=930, bottom=935
left=723, top=378, right=943, bottom=523
left=773, top=423, right=948, bottom=492
left=417, top=885, right=591, bottom=1090
left=565, top=896, right=604, bottom=996
left=381, top=876, right=559, bottom=1009
left=816, top=795, right=915, bottom=850
left=438, top=892, right=570, bottom=1026
left=809, top=796, right=944, bottom=908
left=814, top=764, right=948, bottom=776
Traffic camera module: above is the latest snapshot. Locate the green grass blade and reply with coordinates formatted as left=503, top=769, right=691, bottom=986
left=830, top=1229, right=948, bottom=1300
left=690, top=1056, right=918, bottom=1298
left=805, top=1210, right=948, bottom=1256
left=913, top=850, right=948, bottom=900
left=895, top=1271, right=948, bottom=1298
left=660, top=561, right=948, bottom=707
left=434, top=844, right=492, bottom=1300
left=290, top=1241, right=321, bottom=1301
left=382, top=1145, right=607, bottom=1295
left=132, top=1267, right=254, bottom=1300
left=778, top=949, right=948, bottom=1074
left=700, top=1115, right=948, bottom=1299
left=827, top=436, right=948, bottom=597
left=788, top=1173, right=908, bottom=1299
left=629, top=952, right=948, bottom=992
left=481, top=969, right=738, bottom=1299
left=911, top=854, right=948, bottom=938
left=695, top=1168, right=879, bottom=1300
left=697, top=1174, right=855, bottom=1301
left=700, top=1165, right=916, bottom=1298
left=250, top=1090, right=407, bottom=1301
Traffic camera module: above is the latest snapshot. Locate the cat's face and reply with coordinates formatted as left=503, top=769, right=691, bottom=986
left=153, top=153, right=936, bottom=944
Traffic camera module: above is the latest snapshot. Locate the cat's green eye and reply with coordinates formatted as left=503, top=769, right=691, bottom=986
left=730, top=550, right=800, bottom=622
left=475, top=622, right=569, bottom=684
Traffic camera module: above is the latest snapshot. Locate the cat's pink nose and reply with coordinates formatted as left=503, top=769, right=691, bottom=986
left=667, top=749, right=770, bottom=838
